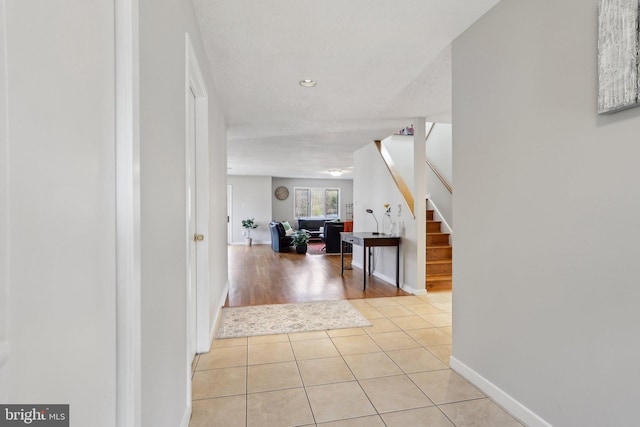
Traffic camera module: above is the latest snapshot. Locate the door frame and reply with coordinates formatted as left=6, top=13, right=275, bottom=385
left=185, top=33, right=210, bottom=355
left=115, top=0, right=141, bottom=426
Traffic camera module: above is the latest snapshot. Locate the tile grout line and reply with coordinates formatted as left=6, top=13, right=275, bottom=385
left=195, top=295, right=455, bottom=427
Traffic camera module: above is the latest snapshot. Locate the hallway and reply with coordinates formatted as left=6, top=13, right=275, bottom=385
left=186, top=245, right=523, bottom=426
left=190, top=292, right=523, bottom=426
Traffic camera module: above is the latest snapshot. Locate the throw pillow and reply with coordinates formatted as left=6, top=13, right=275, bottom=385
left=285, top=228, right=295, bottom=236
left=282, top=221, right=292, bottom=230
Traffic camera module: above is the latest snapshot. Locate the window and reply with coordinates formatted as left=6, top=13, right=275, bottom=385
left=294, top=187, right=340, bottom=218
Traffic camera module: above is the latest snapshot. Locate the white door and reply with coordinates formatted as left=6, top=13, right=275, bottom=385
left=186, top=87, right=197, bottom=362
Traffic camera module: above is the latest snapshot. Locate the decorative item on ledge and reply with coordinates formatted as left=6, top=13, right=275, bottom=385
left=291, top=230, right=310, bottom=254
left=241, top=218, right=259, bottom=246
left=395, top=123, right=414, bottom=135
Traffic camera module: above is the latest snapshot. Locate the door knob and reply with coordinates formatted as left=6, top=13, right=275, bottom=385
left=194, top=234, right=204, bottom=241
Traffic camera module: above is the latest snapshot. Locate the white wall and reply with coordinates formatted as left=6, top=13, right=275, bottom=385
left=426, top=123, right=453, bottom=228
left=354, top=143, right=420, bottom=293
left=271, top=177, right=354, bottom=226
left=3, top=0, right=117, bottom=425
left=228, top=176, right=272, bottom=244
left=453, top=1, right=640, bottom=426
left=139, top=0, right=228, bottom=426
left=207, top=89, right=229, bottom=340
left=382, top=135, right=415, bottom=196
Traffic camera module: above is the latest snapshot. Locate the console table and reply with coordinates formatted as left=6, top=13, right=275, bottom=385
left=340, top=232, right=401, bottom=290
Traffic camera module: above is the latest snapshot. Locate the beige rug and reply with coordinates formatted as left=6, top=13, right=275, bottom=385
left=216, top=300, right=371, bottom=339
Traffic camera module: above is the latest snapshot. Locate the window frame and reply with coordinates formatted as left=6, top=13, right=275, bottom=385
left=293, top=187, right=341, bottom=219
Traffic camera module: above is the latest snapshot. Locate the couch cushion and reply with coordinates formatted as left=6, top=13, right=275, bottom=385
left=282, top=221, right=292, bottom=231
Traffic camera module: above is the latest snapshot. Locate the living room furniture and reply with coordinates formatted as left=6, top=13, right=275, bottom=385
left=321, top=221, right=345, bottom=253
left=269, top=222, right=293, bottom=252
left=297, top=218, right=330, bottom=241
left=340, top=232, right=401, bottom=290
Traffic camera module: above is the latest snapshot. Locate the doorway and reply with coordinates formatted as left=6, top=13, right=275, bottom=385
left=185, top=33, right=210, bottom=411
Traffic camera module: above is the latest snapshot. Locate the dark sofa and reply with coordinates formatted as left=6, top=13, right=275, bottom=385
left=298, top=218, right=333, bottom=240
left=269, top=222, right=293, bottom=252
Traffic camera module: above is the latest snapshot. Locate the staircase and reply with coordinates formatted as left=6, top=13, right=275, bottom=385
left=426, top=208, right=452, bottom=290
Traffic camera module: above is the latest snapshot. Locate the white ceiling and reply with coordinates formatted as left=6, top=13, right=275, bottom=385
left=193, top=0, right=499, bottom=179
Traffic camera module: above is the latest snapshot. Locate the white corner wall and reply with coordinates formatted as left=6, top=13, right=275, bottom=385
left=3, top=0, right=117, bottom=425
left=227, top=176, right=272, bottom=244
left=453, top=1, right=640, bottom=426
left=139, top=0, right=227, bottom=426
left=353, top=143, right=419, bottom=293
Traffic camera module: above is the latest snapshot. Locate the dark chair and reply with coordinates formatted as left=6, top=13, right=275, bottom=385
left=269, top=222, right=293, bottom=252
left=321, top=221, right=344, bottom=253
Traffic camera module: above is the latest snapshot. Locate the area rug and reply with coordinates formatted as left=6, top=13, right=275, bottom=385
left=307, top=242, right=326, bottom=255
left=307, top=242, right=343, bottom=255
left=216, top=300, right=371, bottom=339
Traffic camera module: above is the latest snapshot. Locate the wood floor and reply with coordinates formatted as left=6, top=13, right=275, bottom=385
left=226, top=243, right=410, bottom=307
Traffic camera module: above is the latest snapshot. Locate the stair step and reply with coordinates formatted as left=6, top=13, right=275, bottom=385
left=426, top=232, right=449, bottom=245
left=426, top=245, right=452, bottom=260
left=426, top=259, right=452, bottom=275
left=425, top=274, right=452, bottom=291
left=427, top=210, right=434, bottom=221
left=427, top=221, right=442, bottom=232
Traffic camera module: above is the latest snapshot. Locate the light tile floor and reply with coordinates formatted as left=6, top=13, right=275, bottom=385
left=189, top=292, right=524, bottom=427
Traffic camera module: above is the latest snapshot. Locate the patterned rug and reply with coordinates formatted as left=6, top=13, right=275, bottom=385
left=216, top=300, right=371, bottom=338
left=306, top=242, right=325, bottom=255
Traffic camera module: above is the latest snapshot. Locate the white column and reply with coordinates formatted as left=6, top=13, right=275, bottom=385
left=413, top=118, right=426, bottom=293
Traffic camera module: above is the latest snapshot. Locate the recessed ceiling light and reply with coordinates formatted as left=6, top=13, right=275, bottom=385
left=329, top=170, right=343, bottom=177
left=299, top=79, right=317, bottom=87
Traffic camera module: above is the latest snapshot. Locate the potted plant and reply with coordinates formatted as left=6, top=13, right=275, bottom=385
left=291, top=230, right=310, bottom=254
left=241, top=218, right=259, bottom=246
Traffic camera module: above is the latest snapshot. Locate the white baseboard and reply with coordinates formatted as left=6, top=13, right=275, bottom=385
left=450, top=357, right=552, bottom=427
left=350, top=260, right=417, bottom=294
left=179, top=404, right=192, bottom=427
left=401, top=284, right=426, bottom=295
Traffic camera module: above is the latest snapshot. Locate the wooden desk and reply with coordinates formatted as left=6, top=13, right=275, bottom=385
left=340, top=232, right=401, bottom=290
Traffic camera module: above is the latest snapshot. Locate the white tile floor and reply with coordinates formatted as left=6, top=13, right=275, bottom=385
left=189, top=292, right=524, bottom=427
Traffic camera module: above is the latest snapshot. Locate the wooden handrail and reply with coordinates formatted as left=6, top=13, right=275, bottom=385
left=374, top=140, right=415, bottom=218
left=424, top=122, right=452, bottom=194
left=425, top=158, right=452, bottom=194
